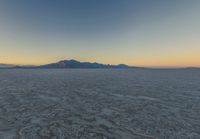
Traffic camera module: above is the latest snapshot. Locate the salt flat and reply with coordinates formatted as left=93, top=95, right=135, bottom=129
left=0, top=69, right=200, bottom=139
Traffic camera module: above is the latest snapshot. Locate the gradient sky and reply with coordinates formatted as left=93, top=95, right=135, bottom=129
left=0, top=0, right=200, bottom=67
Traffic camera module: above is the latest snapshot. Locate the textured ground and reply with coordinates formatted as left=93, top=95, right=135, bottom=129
left=0, top=69, right=200, bottom=139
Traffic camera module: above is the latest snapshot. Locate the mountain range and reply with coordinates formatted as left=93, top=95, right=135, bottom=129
left=8, top=60, right=141, bottom=69
left=0, top=64, right=16, bottom=68
left=1, top=60, right=200, bottom=69
left=37, top=60, right=140, bottom=69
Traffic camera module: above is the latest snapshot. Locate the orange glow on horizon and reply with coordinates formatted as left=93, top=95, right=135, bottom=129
left=1, top=57, right=200, bottom=68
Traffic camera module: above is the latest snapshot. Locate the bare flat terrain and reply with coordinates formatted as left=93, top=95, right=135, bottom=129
left=0, top=69, right=200, bottom=139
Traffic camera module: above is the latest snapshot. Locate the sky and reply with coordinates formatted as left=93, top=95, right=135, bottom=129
left=0, top=0, right=200, bottom=67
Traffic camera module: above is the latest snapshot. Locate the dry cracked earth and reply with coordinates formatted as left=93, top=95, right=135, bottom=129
left=0, top=69, right=200, bottom=139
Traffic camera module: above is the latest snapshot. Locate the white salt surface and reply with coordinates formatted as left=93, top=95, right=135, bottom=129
left=0, top=69, right=200, bottom=139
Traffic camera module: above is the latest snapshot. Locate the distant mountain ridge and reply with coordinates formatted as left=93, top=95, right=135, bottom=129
left=38, top=59, right=140, bottom=69
left=0, top=64, right=16, bottom=68
left=0, top=60, right=200, bottom=69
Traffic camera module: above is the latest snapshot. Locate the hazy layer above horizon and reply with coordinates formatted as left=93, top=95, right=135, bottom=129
left=0, top=0, right=200, bottom=67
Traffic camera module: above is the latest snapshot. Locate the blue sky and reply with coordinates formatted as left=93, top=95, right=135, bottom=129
left=0, top=0, right=200, bottom=67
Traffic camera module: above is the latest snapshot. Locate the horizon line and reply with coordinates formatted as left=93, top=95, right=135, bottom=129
left=1, top=59, right=200, bottom=69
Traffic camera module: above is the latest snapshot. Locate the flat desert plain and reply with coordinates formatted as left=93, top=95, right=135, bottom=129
left=0, top=69, right=199, bottom=139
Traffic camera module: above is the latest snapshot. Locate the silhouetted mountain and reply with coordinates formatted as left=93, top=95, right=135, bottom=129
left=1, top=61, right=199, bottom=69
left=37, top=60, right=140, bottom=69
left=0, top=64, right=16, bottom=68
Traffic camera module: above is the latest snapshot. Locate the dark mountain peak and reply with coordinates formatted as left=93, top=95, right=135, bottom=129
left=59, top=59, right=79, bottom=63
left=38, top=59, right=138, bottom=69
left=9, top=59, right=143, bottom=69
